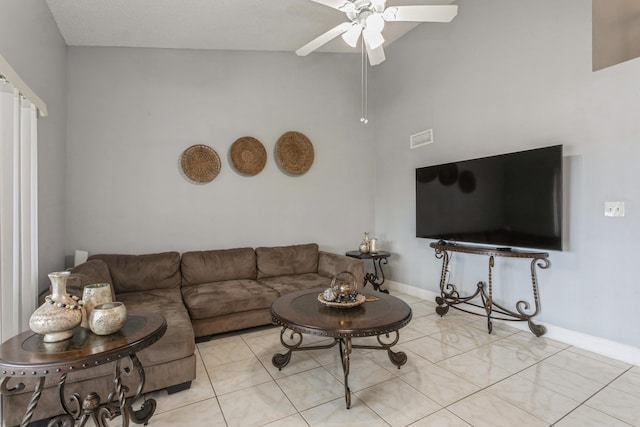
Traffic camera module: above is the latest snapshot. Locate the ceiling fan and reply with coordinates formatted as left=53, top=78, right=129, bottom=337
left=296, top=0, right=458, bottom=65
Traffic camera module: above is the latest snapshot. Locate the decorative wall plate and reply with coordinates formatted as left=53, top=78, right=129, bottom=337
left=180, top=144, right=221, bottom=184
left=275, top=131, right=314, bottom=175
left=230, top=137, right=267, bottom=176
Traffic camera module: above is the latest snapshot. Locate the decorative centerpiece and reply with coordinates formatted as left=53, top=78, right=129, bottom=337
left=29, top=271, right=83, bottom=342
left=318, top=271, right=366, bottom=308
left=88, top=302, right=127, bottom=335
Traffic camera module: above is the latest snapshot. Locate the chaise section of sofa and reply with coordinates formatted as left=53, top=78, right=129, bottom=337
left=89, top=252, right=196, bottom=393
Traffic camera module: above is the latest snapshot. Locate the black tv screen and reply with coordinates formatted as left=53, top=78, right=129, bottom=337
left=416, top=145, right=563, bottom=251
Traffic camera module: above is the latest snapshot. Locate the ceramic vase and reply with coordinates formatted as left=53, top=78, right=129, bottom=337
left=29, top=271, right=83, bottom=342
left=89, top=302, right=127, bottom=335
left=82, top=283, right=112, bottom=328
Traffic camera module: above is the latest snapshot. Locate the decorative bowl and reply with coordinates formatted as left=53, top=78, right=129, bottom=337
left=88, top=302, right=127, bottom=335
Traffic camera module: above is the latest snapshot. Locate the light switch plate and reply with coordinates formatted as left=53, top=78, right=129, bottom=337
left=604, top=202, right=625, bottom=217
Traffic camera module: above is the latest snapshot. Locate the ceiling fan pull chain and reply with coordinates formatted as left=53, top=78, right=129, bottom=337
left=360, top=40, right=369, bottom=124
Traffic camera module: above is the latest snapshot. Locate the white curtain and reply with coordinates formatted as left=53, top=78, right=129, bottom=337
left=0, top=78, right=39, bottom=344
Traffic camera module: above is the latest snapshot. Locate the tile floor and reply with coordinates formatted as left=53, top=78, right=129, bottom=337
left=135, top=292, right=639, bottom=426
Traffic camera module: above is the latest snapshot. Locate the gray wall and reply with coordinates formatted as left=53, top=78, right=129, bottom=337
left=373, top=0, right=640, bottom=348
left=65, top=47, right=375, bottom=255
left=0, top=1, right=68, bottom=292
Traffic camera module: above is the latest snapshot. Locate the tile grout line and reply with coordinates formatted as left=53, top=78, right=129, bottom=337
left=549, top=366, right=637, bottom=427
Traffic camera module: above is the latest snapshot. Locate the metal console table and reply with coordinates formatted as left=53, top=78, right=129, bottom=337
left=430, top=241, right=550, bottom=337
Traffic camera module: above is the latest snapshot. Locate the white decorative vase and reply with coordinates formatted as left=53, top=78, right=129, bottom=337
left=82, top=283, right=112, bottom=328
left=89, top=302, right=127, bottom=335
left=29, top=271, right=83, bottom=342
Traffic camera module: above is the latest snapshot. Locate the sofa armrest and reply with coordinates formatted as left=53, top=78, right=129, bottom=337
left=318, top=251, right=364, bottom=289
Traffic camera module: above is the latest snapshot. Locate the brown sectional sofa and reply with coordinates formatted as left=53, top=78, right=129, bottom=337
left=2, top=243, right=363, bottom=426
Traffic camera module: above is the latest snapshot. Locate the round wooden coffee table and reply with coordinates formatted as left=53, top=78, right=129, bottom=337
left=270, top=288, right=412, bottom=409
left=0, top=312, right=166, bottom=427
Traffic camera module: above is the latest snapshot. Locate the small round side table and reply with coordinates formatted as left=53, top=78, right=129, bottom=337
left=0, top=312, right=166, bottom=427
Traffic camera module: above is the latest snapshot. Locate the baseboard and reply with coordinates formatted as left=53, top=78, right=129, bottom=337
left=386, top=280, right=640, bottom=367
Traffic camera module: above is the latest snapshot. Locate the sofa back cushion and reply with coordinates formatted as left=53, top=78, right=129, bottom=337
left=66, top=259, right=115, bottom=300
left=181, top=247, right=256, bottom=287
left=89, top=252, right=181, bottom=294
left=256, top=243, right=319, bottom=279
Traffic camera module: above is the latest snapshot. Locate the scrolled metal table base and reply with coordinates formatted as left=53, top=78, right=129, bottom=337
left=432, top=242, right=549, bottom=337
left=1, top=376, right=44, bottom=427
left=41, top=354, right=155, bottom=427
left=364, top=256, right=390, bottom=294
left=272, top=327, right=407, bottom=409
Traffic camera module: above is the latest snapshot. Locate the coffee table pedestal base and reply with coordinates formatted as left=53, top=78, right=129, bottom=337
left=272, top=328, right=407, bottom=409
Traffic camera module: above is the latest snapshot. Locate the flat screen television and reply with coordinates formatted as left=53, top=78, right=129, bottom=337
left=416, top=145, right=563, bottom=251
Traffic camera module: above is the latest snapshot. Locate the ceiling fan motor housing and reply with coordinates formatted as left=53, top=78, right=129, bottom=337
left=345, top=0, right=386, bottom=26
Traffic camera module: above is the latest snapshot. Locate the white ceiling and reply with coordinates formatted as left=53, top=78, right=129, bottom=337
left=45, top=0, right=455, bottom=55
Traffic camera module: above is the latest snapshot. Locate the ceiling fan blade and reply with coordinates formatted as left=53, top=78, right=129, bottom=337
left=383, top=5, right=458, bottom=23
left=366, top=43, right=386, bottom=66
left=309, top=0, right=356, bottom=12
left=295, top=22, right=352, bottom=56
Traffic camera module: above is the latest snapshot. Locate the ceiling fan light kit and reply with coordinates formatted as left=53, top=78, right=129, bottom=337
left=341, top=24, right=362, bottom=47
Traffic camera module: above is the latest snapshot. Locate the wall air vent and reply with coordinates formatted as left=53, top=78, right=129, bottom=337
left=410, top=129, right=433, bottom=149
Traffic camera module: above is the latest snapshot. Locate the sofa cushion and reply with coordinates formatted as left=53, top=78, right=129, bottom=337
left=89, top=252, right=181, bottom=294
left=181, top=279, right=279, bottom=320
left=259, top=273, right=333, bottom=295
left=66, top=259, right=115, bottom=300
left=256, top=243, right=319, bottom=279
left=116, top=288, right=195, bottom=366
left=181, top=247, right=256, bottom=286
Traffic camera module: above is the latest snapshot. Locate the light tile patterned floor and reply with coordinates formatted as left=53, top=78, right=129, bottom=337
left=136, top=292, right=639, bottom=426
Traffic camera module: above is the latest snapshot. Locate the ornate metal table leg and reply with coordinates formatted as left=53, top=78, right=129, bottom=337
left=364, top=256, right=389, bottom=293
left=522, top=258, right=550, bottom=337
left=272, top=327, right=303, bottom=369
left=434, top=248, right=453, bottom=316
left=338, top=338, right=352, bottom=409
left=377, top=332, right=407, bottom=368
left=0, top=376, right=45, bottom=427
left=486, top=256, right=495, bottom=334
left=48, top=373, right=82, bottom=427
left=115, top=354, right=156, bottom=426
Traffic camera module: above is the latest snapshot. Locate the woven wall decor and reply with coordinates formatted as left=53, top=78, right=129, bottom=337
left=275, top=131, right=314, bottom=175
left=230, top=137, right=267, bottom=176
left=180, top=144, right=221, bottom=184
